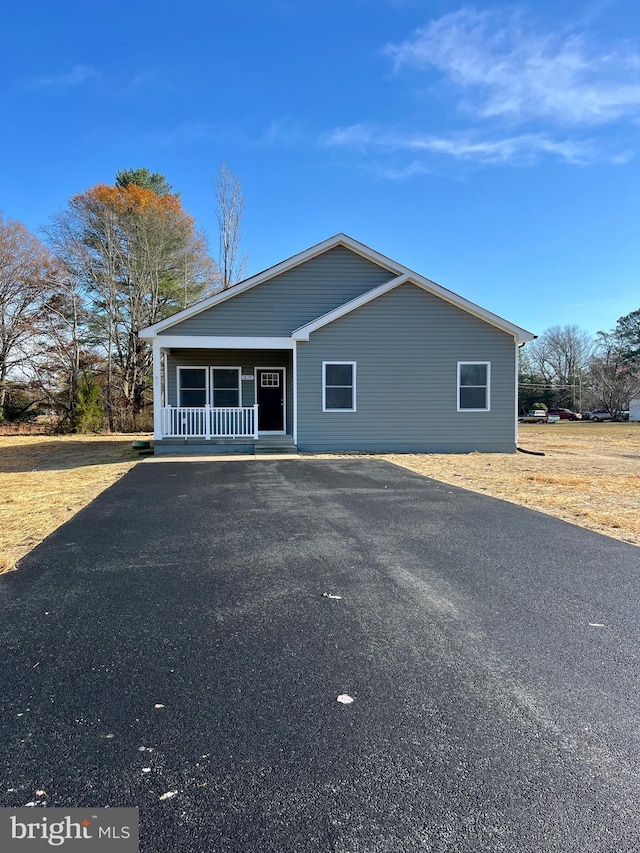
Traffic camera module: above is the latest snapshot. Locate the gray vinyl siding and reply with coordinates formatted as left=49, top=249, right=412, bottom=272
left=296, top=283, right=517, bottom=453
left=158, top=246, right=394, bottom=337
left=166, top=349, right=293, bottom=434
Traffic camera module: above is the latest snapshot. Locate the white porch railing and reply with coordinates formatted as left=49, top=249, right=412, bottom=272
left=160, top=405, right=258, bottom=439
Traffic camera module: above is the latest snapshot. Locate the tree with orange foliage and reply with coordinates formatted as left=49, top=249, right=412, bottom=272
left=48, top=173, right=217, bottom=429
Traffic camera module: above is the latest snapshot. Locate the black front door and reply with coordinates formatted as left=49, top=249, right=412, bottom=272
left=256, top=369, right=285, bottom=431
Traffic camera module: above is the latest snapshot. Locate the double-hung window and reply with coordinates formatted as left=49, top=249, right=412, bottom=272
left=323, top=362, right=356, bottom=412
left=178, top=368, right=207, bottom=407
left=211, top=367, right=241, bottom=407
left=457, top=362, right=490, bottom=411
left=177, top=366, right=241, bottom=407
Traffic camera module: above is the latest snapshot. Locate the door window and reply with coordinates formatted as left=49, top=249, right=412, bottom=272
left=260, top=372, right=280, bottom=387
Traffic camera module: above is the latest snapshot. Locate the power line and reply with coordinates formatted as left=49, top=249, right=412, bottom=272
left=519, top=383, right=585, bottom=389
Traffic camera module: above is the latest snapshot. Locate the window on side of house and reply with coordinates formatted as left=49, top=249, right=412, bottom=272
left=211, top=367, right=241, bottom=407
left=458, top=362, right=490, bottom=411
left=323, top=362, right=356, bottom=412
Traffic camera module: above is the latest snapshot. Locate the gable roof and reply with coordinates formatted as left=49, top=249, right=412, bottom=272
left=292, top=272, right=535, bottom=343
left=139, top=233, right=535, bottom=343
left=139, top=233, right=393, bottom=339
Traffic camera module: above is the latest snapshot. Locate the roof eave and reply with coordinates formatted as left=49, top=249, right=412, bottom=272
left=293, top=273, right=536, bottom=342
left=138, top=233, right=395, bottom=338
left=137, top=232, right=536, bottom=343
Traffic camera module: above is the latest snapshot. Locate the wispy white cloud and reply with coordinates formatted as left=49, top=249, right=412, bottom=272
left=25, top=64, right=99, bottom=90
left=322, top=123, right=596, bottom=166
left=261, top=116, right=308, bottom=147
left=152, top=121, right=220, bottom=146
left=321, top=8, right=638, bottom=175
left=610, top=149, right=635, bottom=165
left=118, top=70, right=158, bottom=97
left=384, top=7, right=640, bottom=126
left=366, top=160, right=437, bottom=180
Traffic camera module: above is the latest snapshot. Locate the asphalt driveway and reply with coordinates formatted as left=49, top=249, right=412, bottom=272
left=1, top=458, right=640, bottom=852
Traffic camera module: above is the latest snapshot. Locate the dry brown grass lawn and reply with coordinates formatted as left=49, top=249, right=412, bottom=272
left=2, top=423, right=638, bottom=576
left=384, top=422, right=640, bottom=547
left=0, top=435, right=149, bottom=574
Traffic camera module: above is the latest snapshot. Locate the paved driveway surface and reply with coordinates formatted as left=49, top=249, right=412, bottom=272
left=1, top=459, right=640, bottom=852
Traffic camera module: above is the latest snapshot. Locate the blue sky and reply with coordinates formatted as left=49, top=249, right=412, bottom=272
left=1, top=0, right=639, bottom=337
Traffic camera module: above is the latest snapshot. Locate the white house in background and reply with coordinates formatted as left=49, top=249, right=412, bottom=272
left=139, top=233, right=535, bottom=454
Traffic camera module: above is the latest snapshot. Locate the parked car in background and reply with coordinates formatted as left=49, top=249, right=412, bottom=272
left=547, top=408, right=582, bottom=420
left=518, top=410, right=549, bottom=423
left=587, top=410, right=613, bottom=421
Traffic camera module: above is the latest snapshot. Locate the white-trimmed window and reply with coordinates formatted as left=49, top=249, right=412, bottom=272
left=458, top=362, right=490, bottom=411
left=178, top=367, right=207, bottom=407
left=211, top=367, right=241, bottom=407
left=323, top=362, right=356, bottom=412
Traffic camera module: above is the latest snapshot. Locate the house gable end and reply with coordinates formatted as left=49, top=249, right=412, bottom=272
left=154, top=245, right=396, bottom=338
left=296, top=282, right=518, bottom=451
left=292, top=275, right=535, bottom=344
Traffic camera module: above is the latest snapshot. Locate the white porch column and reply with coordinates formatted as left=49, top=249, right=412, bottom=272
left=292, top=342, right=298, bottom=445
left=152, top=342, right=163, bottom=441
left=515, top=340, right=520, bottom=447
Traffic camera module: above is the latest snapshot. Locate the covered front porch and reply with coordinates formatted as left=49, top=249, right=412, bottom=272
left=151, top=342, right=296, bottom=453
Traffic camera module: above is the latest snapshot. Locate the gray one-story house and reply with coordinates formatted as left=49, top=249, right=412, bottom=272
left=139, top=234, right=535, bottom=454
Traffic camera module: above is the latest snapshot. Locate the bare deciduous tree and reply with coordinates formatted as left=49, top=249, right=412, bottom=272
left=23, top=268, right=94, bottom=428
left=214, top=162, right=248, bottom=289
left=523, top=324, right=594, bottom=407
left=0, top=213, right=52, bottom=410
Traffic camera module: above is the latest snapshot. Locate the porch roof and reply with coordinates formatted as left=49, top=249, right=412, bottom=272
left=148, top=336, right=295, bottom=350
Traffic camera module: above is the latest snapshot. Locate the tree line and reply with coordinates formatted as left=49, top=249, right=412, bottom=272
left=0, top=165, right=246, bottom=432
left=519, top=318, right=640, bottom=416
left=1, top=169, right=637, bottom=430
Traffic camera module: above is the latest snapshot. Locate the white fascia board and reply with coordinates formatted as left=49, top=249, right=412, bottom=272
left=408, top=279, right=536, bottom=342
left=292, top=272, right=535, bottom=343
left=138, top=233, right=399, bottom=338
left=331, top=234, right=403, bottom=274
left=146, top=335, right=295, bottom=350
left=331, top=237, right=534, bottom=342
left=292, top=275, right=410, bottom=340
left=139, top=231, right=535, bottom=343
